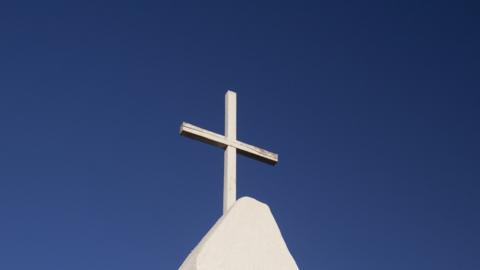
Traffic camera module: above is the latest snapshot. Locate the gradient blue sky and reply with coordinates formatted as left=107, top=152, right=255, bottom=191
left=1, top=1, right=479, bottom=269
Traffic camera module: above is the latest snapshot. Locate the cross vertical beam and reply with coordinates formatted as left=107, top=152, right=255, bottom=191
left=224, top=91, right=237, bottom=213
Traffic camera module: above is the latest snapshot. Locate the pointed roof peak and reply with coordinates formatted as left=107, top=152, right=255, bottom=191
left=179, top=196, right=299, bottom=270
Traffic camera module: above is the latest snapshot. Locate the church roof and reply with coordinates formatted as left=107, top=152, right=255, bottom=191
left=179, top=197, right=299, bottom=270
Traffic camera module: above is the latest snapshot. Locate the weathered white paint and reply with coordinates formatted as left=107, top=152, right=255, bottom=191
left=178, top=197, right=299, bottom=270
left=179, top=122, right=278, bottom=164
left=224, top=91, right=237, bottom=213
left=179, top=91, right=278, bottom=214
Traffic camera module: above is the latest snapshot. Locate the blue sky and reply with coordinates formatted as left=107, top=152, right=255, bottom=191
left=0, top=1, right=479, bottom=269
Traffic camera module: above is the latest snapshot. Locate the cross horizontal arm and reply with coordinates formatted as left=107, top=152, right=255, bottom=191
left=180, top=122, right=278, bottom=165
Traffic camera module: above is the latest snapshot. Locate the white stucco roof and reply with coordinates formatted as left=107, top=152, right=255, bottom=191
left=179, top=196, right=299, bottom=270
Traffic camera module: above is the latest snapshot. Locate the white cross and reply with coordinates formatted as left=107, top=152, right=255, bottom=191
left=180, top=90, right=278, bottom=214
